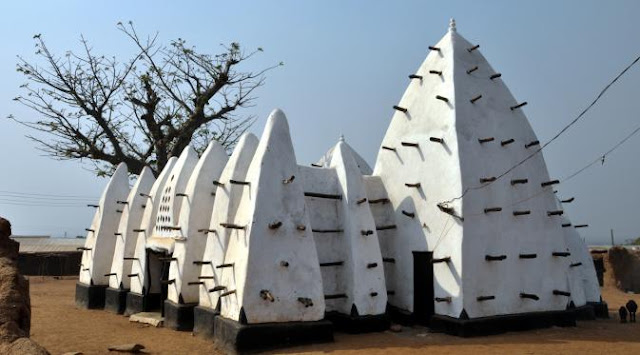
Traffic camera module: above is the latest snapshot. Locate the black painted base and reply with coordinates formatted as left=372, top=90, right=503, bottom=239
left=573, top=304, right=596, bottom=320
left=213, top=316, right=334, bottom=354
left=75, top=282, right=107, bottom=310
left=325, top=311, right=390, bottom=333
left=386, top=304, right=418, bottom=326
left=193, top=306, right=219, bottom=340
left=124, top=292, right=162, bottom=316
left=588, top=301, right=609, bottom=318
left=104, top=287, right=128, bottom=314
left=430, top=310, right=576, bottom=337
left=163, top=300, right=196, bottom=331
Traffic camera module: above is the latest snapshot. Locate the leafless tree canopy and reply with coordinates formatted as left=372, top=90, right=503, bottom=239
left=12, top=22, right=279, bottom=176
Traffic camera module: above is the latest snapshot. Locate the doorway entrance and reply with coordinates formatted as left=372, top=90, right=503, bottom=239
left=413, top=251, right=434, bottom=324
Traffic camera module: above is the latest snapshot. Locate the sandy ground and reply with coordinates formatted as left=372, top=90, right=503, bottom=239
left=29, top=276, right=640, bottom=355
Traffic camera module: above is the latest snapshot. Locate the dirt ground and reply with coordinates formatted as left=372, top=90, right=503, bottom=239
left=29, top=275, right=640, bottom=355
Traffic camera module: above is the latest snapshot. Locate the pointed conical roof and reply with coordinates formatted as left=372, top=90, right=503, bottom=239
left=220, top=109, right=325, bottom=323
left=199, top=133, right=259, bottom=310
left=79, top=163, right=130, bottom=286
left=373, top=21, right=573, bottom=319
left=168, top=141, right=228, bottom=304
left=315, top=137, right=373, bottom=175
left=109, top=166, right=155, bottom=290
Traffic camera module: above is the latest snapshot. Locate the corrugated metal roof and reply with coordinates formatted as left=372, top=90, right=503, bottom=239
left=11, top=237, right=85, bottom=253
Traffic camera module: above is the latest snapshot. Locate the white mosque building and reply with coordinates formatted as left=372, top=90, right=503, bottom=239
left=75, top=20, right=606, bottom=351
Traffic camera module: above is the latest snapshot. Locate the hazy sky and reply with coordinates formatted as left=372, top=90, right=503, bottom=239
left=0, top=1, right=639, bottom=245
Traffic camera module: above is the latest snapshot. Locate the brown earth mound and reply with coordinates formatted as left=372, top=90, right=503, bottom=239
left=0, top=217, right=49, bottom=354
left=605, top=246, right=640, bottom=293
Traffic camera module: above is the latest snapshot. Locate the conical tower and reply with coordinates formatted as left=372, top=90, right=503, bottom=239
left=373, top=20, right=573, bottom=322
left=194, top=133, right=259, bottom=338
left=165, top=141, right=228, bottom=330
left=215, top=109, right=332, bottom=351
left=105, top=166, right=155, bottom=314
left=75, top=163, right=130, bottom=309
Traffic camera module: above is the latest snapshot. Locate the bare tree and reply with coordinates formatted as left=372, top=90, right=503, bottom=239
left=11, top=22, right=280, bottom=176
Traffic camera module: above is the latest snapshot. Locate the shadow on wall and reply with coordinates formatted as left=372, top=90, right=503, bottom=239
left=606, top=247, right=640, bottom=293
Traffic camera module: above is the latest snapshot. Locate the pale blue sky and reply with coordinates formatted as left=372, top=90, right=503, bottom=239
left=0, top=1, right=639, bottom=245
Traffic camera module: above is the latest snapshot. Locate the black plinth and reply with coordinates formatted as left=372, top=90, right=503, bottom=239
left=75, top=282, right=107, bottom=309
left=163, top=300, right=196, bottom=331
left=430, top=309, right=577, bottom=337
left=104, top=287, right=129, bottom=314
left=325, top=311, right=390, bottom=333
left=124, top=292, right=162, bottom=316
left=588, top=301, right=609, bottom=318
left=213, top=316, right=334, bottom=354
left=193, top=306, right=219, bottom=340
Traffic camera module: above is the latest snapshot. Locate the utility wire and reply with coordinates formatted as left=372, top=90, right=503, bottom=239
left=440, top=53, right=640, bottom=206
left=0, top=189, right=97, bottom=199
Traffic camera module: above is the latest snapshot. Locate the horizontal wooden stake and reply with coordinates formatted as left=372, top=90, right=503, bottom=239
left=361, top=230, right=374, bottom=236
left=552, top=252, right=571, bottom=257
left=325, top=294, right=347, bottom=300
left=401, top=141, right=419, bottom=147
left=519, top=254, right=537, bottom=259
left=478, top=137, right=495, bottom=143
left=467, top=44, right=480, bottom=52
left=320, top=261, right=344, bottom=267
left=220, top=223, right=245, bottom=230
left=304, top=192, right=342, bottom=200
left=484, top=207, right=502, bottom=213
left=470, top=95, right=482, bottom=103
left=511, top=179, right=528, bottom=185
left=312, top=229, right=344, bottom=233
left=541, top=180, right=560, bottom=187
left=369, top=198, right=390, bottom=204
left=376, top=225, right=397, bottom=230
left=485, top=255, right=507, bottom=261
left=230, top=179, right=250, bottom=186
left=428, top=46, right=440, bottom=51
left=513, top=210, right=531, bottom=216
left=570, top=262, right=583, bottom=267
left=547, top=210, right=564, bottom=216
left=510, top=102, right=528, bottom=110
left=220, top=290, right=236, bottom=298
left=574, top=224, right=589, bottom=228
left=381, top=146, right=396, bottom=152
left=268, top=221, right=282, bottom=229
left=436, top=95, right=449, bottom=102
left=405, top=183, right=421, bottom=188
left=393, top=105, right=408, bottom=113
left=467, top=66, right=478, bottom=74
left=402, top=210, right=415, bottom=218
left=409, top=74, right=423, bottom=80
left=501, top=138, right=515, bottom=146
left=490, top=73, right=502, bottom=80
left=432, top=257, right=451, bottom=263
left=520, top=293, right=539, bottom=300
left=429, top=70, right=442, bottom=76
left=356, top=198, right=367, bottom=205
left=553, top=290, right=571, bottom=297
left=435, top=297, right=451, bottom=303
left=212, top=180, right=225, bottom=187
left=367, top=262, right=378, bottom=268
left=193, top=261, right=211, bottom=265
left=525, top=140, right=540, bottom=148
left=480, top=177, right=497, bottom=183
left=561, top=197, right=575, bottom=203
left=477, top=295, right=495, bottom=301
left=209, top=286, right=227, bottom=292
left=383, top=258, right=396, bottom=263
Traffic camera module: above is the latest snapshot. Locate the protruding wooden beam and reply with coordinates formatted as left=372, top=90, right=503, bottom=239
left=541, top=180, right=560, bottom=187
left=367, top=262, right=378, bottom=268
left=513, top=210, right=531, bottom=216
left=501, top=138, right=515, bottom=146
left=490, top=73, right=502, bottom=80
left=383, top=258, right=396, bottom=263
left=553, top=290, right=571, bottom=297
left=304, top=192, right=342, bottom=200
left=428, top=46, right=440, bottom=51
left=402, top=210, right=415, bottom=218
left=562, top=223, right=572, bottom=228
left=376, top=225, right=397, bottom=230
left=409, top=74, right=423, bottom=80
left=525, top=140, right=540, bottom=149
left=570, top=262, right=583, bottom=267
left=282, top=175, right=295, bottom=184
left=401, top=141, right=419, bottom=148
left=216, top=263, right=235, bottom=269
left=484, top=207, right=502, bottom=213
left=436, top=95, right=449, bottom=103
left=485, top=255, right=507, bottom=261
left=477, top=295, right=495, bottom=301
left=361, top=230, right=374, bottom=236
left=212, top=180, right=225, bottom=187
left=356, top=198, right=367, bottom=205
left=393, top=105, right=408, bottom=113
left=470, top=95, right=482, bottom=103
left=429, top=70, right=442, bottom=76
left=430, top=137, right=444, bottom=143
left=467, top=44, right=480, bottom=52
left=268, top=221, right=282, bottom=229
left=561, top=197, right=575, bottom=203
left=574, top=224, right=589, bottom=228
left=435, top=297, right=452, bottom=303
left=510, top=102, right=528, bottom=111
left=320, top=261, right=344, bottom=267
left=511, top=179, right=528, bottom=185
left=312, top=229, right=344, bottom=234
left=547, top=210, right=564, bottom=216
left=552, top=252, right=571, bottom=257
left=480, top=177, right=497, bottom=183
left=519, top=254, right=537, bottom=259
left=520, top=293, right=539, bottom=301
left=432, top=257, right=451, bottom=263
left=230, top=179, right=250, bottom=186
left=220, top=223, right=245, bottom=230
left=478, top=137, right=494, bottom=144
left=381, top=146, right=396, bottom=152
left=369, top=198, right=390, bottom=204
left=405, top=182, right=421, bottom=188
left=324, top=294, right=347, bottom=300
left=467, top=66, right=479, bottom=74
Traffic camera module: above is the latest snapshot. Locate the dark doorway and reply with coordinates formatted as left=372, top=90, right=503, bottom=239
left=413, top=251, right=434, bottom=324
left=146, top=250, right=171, bottom=315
